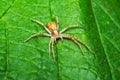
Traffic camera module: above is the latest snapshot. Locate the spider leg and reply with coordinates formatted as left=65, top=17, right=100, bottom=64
left=75, top=37, right=93, bottom=53
left=31, top=19, right=51, bottom=33
left=60, top=24, right=82, bottom=33
left=73, top=39, right=85, bottom=55
left=62, top=34, right=93, bottom=53
left=51, top=38, right=56, bottom=62
left=55, top=16, right=59, bottom=30
left=24, top=32, right=50, bottom=42
left=49, top=39, right=52, bottom=58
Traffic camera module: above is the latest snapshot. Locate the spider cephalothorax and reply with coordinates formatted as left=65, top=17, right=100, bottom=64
left=24, top=16, right=93, bottom=62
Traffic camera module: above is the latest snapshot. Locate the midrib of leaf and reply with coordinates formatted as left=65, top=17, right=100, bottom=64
left=48, top=0, right=52, bottom=19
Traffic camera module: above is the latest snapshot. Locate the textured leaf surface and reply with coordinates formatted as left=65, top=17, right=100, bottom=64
left=0, top=0, right=120, bottom=80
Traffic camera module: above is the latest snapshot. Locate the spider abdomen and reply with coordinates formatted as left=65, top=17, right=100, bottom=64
left=46, top=22, right=57, bottom=31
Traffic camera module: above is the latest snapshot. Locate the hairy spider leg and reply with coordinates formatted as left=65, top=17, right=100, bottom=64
left=24, top=32, right=50, bottom=42
left=62, top=34, right=93, bottom=54
left=62, top=34, right=84, bottom=54
left=49, top=40, right=52, bottom=58
left=73, top=39, right=85, bottom=55
left=60, top=24, right=82, bottom=33
left=51, top=38, right=56, bottom=62
left=75, top=37, right=93, bottom=53
left=31, top=19, right=51, bottom=33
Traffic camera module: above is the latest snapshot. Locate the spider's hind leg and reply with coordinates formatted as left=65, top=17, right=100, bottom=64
left=75, top=38, right=93, bottom=53
left=62, top=34, right=93, bottom=54
left=73, top=39, right=85, bottom=55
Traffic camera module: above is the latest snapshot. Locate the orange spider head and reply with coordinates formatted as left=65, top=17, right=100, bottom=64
left=46, top=22, right=57, bottom=31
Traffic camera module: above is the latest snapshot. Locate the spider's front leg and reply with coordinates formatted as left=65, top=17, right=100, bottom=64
left=31, top=19, right=51, bottom=33
left=24, top=32, right=50, bottom=42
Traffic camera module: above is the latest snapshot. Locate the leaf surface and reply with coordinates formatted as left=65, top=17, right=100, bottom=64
left=0, top=0, right=120, bottom=80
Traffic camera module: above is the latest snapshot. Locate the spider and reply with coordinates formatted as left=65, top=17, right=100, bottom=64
left=24, top=16, right=93, bottom=62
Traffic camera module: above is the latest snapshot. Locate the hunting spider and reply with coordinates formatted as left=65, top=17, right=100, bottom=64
left=24, top=16, right=93, bottom=61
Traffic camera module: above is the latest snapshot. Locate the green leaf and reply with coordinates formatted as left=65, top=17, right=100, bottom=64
left=0, top=0, right=120, bottom=80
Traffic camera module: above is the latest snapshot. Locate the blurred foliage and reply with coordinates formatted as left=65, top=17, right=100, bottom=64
left=0, top=0, right=120, bottom=80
